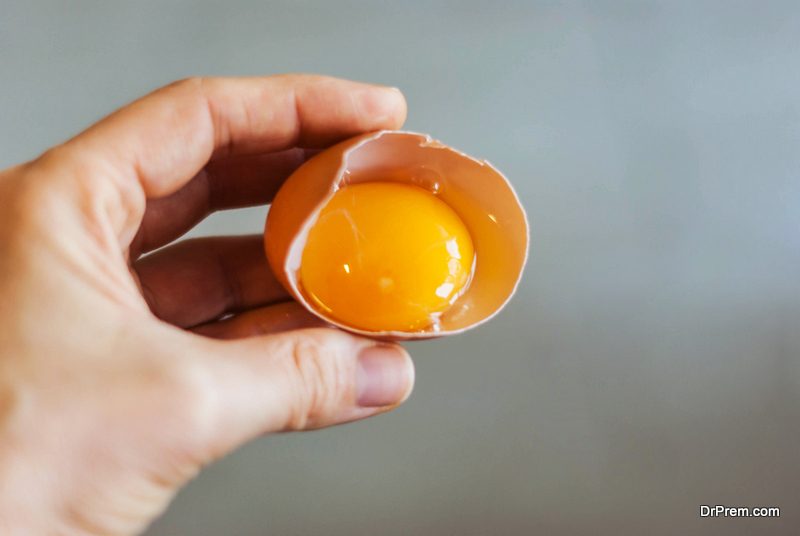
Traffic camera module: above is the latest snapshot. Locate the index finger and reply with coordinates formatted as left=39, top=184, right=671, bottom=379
left=63, top=74, right=407, bottom=198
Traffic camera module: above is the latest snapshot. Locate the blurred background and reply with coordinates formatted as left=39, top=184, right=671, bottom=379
left=2, top=1, right=799, bottom=534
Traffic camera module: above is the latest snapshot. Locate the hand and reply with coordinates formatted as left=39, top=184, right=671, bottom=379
left=0, top=75, right=414, bottom=535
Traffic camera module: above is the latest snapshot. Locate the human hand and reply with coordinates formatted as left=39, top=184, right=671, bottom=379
left=0, top=75, right=414, bottom=535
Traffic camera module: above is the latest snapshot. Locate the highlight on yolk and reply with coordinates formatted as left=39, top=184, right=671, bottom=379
left=299, top=182, right=475, bottom=332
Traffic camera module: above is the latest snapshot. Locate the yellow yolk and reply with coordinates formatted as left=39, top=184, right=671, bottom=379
left=299, top=182, right=475, bottom=331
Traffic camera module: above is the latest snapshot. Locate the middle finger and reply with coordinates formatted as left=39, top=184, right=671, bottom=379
left=130, top=148, right=314, bottom=258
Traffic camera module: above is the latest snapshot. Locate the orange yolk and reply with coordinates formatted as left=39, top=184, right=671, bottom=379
left=299, top=182, right=475, bottom=331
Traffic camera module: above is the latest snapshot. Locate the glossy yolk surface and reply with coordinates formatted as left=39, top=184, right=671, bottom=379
left=300, top=182, right=474, bottom=331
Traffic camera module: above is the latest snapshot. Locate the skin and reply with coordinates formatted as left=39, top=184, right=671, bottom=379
left=0, top=75, right=415, bottom=535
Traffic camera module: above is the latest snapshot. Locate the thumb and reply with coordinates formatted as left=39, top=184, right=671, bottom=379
left=196, top=327, right=415, bottom=453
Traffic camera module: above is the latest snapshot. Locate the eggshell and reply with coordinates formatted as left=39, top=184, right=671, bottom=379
left=264, top=130, right=528, bottom=340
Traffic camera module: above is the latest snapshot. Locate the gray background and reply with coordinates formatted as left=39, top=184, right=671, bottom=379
left=2, top=1, right=799, bottom=534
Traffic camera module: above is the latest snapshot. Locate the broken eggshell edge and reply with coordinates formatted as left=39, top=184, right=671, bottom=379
left=264, top=130, right=530, bottom=341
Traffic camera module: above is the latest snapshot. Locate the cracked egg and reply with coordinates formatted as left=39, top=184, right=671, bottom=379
left=264, top=130, right=528, bottom=340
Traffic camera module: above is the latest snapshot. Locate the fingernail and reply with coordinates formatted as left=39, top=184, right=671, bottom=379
left=356, top=344, right=414, bottom=407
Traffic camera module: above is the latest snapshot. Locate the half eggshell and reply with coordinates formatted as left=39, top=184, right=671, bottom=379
left=264, top=130, right=528, bottom=340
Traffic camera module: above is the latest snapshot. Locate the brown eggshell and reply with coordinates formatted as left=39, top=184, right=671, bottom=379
left=264, top=130, right=529, bottom=340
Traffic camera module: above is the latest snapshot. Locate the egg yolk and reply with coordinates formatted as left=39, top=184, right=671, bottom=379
left=299, top=182, right=475, bottom=331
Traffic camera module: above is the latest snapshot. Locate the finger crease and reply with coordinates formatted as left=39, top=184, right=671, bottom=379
left=291, top=88, right=304, bottom=148
left=201, top=81, right=234, bottom=160
left=216, top=250, right=244, bottom=311
left=200, top=167, right=215, bottom=214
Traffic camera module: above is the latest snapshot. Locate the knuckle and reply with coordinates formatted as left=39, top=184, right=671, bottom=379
left=0, top=163, right=67, bottom=239
left=31, top=142, right=146, bottom=243
left=35, top=142, right=99, bottom=180
left=165, top=76, right=208, bottom=96
left=148, top=359, right=219, bottom=448
left=283, top=333, right=350, bottom=430
left=30, top=144, right=104, bottom=202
